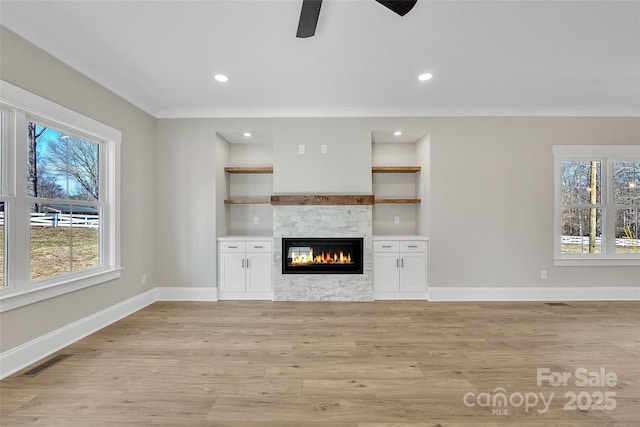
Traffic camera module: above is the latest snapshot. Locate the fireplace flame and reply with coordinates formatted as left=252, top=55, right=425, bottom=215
left=290, top=248, right=353, bottom=265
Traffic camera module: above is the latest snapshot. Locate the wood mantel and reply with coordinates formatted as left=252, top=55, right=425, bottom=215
left=271, top=195, right=375, bottom=206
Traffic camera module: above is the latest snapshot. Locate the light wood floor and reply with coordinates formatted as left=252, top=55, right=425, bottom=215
left=1, top=301, right=638, bottom=426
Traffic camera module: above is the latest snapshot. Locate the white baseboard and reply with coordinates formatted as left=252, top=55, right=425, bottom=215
left=218, top=291, right=272, bottom=300
left=0, top=289, right=157, bottom=379
left=374, top=291, right=427, bottom=300
left=156, top=286, right=217, bottom=301
left=428, top=286, right=640, bottom=301
left=0, top=286, right=217, bottom=379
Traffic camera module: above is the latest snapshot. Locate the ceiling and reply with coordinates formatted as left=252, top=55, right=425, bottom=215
left=1, top=0, right=639, bottom=119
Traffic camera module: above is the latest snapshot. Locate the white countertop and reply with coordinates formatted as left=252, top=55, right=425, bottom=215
left=373, top=235, right=428, bottom=241
left=217, top=235, right=273, bottom=241
left=218, top=235, right=428, bottom=241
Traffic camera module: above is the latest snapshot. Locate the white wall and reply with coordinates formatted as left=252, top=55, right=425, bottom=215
left=0, top=27, right=157, bottom=352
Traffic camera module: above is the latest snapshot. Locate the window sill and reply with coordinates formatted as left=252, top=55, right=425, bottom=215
left=0, top=268, right=123, bottom=313
left=554, top=258, right=640, bottom=267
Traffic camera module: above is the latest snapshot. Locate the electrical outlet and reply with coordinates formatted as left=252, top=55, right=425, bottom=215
left=540, top=270, right=547, bottom=280
left=321, top=144, right=327, bottom=154
left=298, top=144, right=305, bottom=154
left=141, top=274, right=147, bottom=285
left=253, top=216, right=259, bottom=225
left=394, top=216, right=400, bottom=224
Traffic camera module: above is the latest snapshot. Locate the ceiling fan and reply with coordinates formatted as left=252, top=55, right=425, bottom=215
left=296, top=0, right=418, bottom=38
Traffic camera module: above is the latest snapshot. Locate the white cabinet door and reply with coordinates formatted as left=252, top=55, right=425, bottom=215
left=373, top=252, right=400, bottom=292
left=246, top=252, right=272, bottom=293
left=399, top=252, right=426, bottom=292
left=219, top=252, right=246, bottom=292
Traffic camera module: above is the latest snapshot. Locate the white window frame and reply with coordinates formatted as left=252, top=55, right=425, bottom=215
left=553, top=145, right=640, bottom=266
left=0, top=81, right=121, bottom=312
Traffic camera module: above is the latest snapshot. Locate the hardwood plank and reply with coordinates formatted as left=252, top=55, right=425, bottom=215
left=270, top=195, right=375, bottom=205
left=372, top=166, right=421, bottom=173
left=206, top=396, right=408, bottom=422
left=264, top=362, right=424, bottom=379
left=374, top=198, right=421, bottom=204
left=224, top=199, right=271, bottom=204
left=224, top=166, right=273, bottom=174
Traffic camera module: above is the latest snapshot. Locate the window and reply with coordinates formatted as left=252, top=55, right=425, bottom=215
left=27, top=123, right=101, bottom=281
left=0, top=81, right=121, bottom=311
left=553, top=145, right=640, bottom=266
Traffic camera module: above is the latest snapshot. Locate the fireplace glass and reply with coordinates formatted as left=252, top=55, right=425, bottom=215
left=282, top=237, right=363, bottom=274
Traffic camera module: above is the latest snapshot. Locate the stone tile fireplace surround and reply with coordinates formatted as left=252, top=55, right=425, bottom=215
left=272, top=197, right=373, bottom=301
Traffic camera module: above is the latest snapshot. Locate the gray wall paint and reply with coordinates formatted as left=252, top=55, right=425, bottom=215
left=273, top=120, right=372, bottom=194
left=154, top=119, right=217, bottom=286
left=0, top=27, right=157, bottom=351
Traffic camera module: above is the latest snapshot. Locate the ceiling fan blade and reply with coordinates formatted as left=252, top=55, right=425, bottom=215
left=296, top=0, right=323, bottom=38
left=374, top=0, right=417, bottom=17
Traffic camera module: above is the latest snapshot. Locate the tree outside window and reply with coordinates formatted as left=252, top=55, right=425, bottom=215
left=27, top=123, right=100, bottom=281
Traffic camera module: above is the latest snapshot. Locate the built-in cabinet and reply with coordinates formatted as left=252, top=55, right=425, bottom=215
left=218, top=237, right=273, bottom=300
left=373, top=236, right=428, bottom=299
left=218, top=137, right=428, bottom=300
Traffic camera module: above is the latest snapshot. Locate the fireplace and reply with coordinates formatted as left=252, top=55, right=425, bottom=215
left=282, top=237, right=364, bottom=274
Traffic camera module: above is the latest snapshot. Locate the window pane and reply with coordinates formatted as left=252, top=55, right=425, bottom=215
left=561, top=160, right=601, bottom=205
left=0, top=202, right=4, bottom=288
left=616, top=208, right=639, bottom=254
left=71, top=205, right=100, bottom=271
left=613, top=161, right=640, bottom=205
left=561, top=208, right=602, bottom=254
left=30, top=203, right=71, bottom=280
left=27, top=123, right=99, bottom=201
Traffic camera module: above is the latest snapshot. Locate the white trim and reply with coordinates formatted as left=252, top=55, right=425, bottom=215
left=554, top=258, right=640, bottom=267
left=156, top=286, right=217, bottom=301
left=0, top=268, right=122, bottom=313
left=218, top=291, right=273, bottom=300
left=374, top=291, right=427, bottom=300
left=428, top=286, right=640, bottom=302
left=0, top=288, right=156, bottom=379
left=156, top=106, right=640, bottom=119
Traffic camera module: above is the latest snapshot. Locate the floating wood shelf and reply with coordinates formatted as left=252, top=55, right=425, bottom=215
left=224, top=199, right=271, bottom=205
left=271, top=195, right=375, bottom=206
left=372, top=166, right=421, bottom=173
left=375, top=198, right=421, bottom=204
left=224, top=166, right=273, bottom=174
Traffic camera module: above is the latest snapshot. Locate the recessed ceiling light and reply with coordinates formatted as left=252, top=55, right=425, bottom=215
left=418, top=73, right=433, bottom=81
left=243, top=132, right=252, bottom=137
left=214, top=74, right=229, bottom=82
left=394, top=131, right=402, bottom=136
